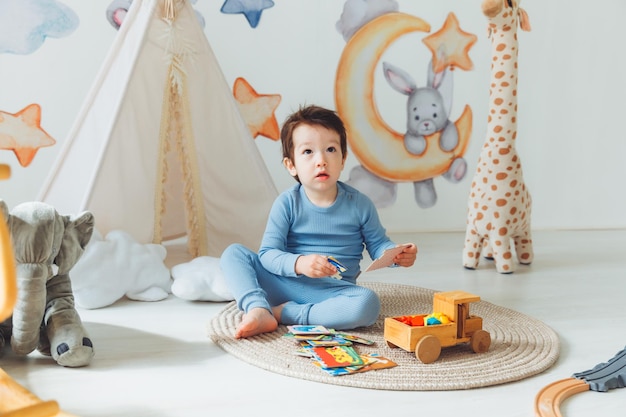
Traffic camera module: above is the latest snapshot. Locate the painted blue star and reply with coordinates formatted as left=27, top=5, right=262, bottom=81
left=220, top=0, right=274, bottom=28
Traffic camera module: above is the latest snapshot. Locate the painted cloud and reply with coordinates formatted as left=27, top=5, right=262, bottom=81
left=0, top=0, right=78, bottom=55
left=336, top=0, right=399, bottom=42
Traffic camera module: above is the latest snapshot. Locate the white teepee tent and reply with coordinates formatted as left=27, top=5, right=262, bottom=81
left=38, top=0, right=277, bottom=258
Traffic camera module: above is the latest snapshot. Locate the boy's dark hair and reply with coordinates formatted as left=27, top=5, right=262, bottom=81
left=280, top=105, right=348, bottom=178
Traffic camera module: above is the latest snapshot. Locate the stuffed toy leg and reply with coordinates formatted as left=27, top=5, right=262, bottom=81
left=1, top=200, right=95, bottom=367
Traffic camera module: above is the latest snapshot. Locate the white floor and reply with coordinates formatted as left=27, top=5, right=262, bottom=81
left=2, top=230, right=625, bottom=417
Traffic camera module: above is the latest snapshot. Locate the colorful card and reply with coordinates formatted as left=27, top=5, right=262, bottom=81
left=310, top=345, right=364, bottom=369
left=364, top=244, right=411, bottom=273
left=312, top=357, right=372, bottom=376
left=352, top=354, right=397, bottom=373
left=306, top=337, right=352, bottom=347
left=327, top=256, right=347, bottom=279
left=286, top=325, right=332, bottom=335
left=335, top=332, right=375, bottom=346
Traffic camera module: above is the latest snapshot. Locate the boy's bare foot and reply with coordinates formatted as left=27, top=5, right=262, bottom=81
left=235, top=307, right=278, bottom=339
left=271, top=302, right=286, bottom=322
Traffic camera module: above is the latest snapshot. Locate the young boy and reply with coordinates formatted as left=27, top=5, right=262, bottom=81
left=220, top=105, right=417, bottom=339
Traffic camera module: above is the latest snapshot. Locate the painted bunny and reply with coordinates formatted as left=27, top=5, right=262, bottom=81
left=382, top=60, right=467, bottom=208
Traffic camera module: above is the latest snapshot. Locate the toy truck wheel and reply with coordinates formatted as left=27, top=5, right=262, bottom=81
left=416, top=335, right=441, bottom=364
left=470, top=330, right=491, bottom=353
left=386, top=340, right=398, bottom=349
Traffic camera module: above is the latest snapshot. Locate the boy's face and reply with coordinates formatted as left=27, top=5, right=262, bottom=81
left=283, top=124, right=345, bottom=198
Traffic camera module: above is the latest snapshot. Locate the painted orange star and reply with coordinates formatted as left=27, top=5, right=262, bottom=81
left=0, top=104, right=56, bottom=167
left=422, top=12, right=478, bottom=73
left=233, top=77, right=281, bottom=141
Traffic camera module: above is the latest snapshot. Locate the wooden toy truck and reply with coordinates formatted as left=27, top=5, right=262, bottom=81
left=384, top=290, right=491, bottom=363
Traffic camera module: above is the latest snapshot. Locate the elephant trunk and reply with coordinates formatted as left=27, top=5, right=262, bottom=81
left=11, top=263, right=48, bottom=355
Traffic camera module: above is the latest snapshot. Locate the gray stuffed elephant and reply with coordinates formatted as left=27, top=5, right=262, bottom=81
left=0, top=200, right=95, bottom=367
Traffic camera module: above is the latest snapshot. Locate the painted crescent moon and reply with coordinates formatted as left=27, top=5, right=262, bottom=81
left=335, top=12, right=472, bottom=182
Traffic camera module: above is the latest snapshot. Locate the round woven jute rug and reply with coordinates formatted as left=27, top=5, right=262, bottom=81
left=207, top=282, right=560, bottom=390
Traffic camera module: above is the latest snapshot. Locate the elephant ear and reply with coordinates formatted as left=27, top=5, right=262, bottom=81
left=55, top=212, right=95, bottom=275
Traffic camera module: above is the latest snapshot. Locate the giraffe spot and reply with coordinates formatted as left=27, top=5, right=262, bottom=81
left=495, top=71, right=505, bottom=79
left=503, top=252, right=512, bottom=260
left=499, top=227, right=508, bottom=236
left=482, top=177, right=488, bottom=183
left=496, top=172, right=508, bottom=180
left=494, top=125, right=503, bottom=133
left=503, top=54, right=511, bottom=60
left=499, top=148, right=510, bottom=155
left=482, top=205, right=488, bottom=211
left=486, top=223, right=492, bottom=231
left=476, top=212, right=483, bottom=220
left=510, top=207, right=517, bottom=215
left=496, top=43, right=506, bottom=52
left=501, top=81, right=510, bottom=88
left=520, top=253, right=530, bottom=260
left=494, top=212, right=500, bottom=219
left=494, top=98, right=504, bottom=106
left=496, top=199, right=507, bottom=206
left=493, top=158, right=500, bottom=165
left=493, top=239, right=501, bottom=246
left=510, top=179, right=518, bottom=187
left=500, top=109, right=509, bottom=114
left=491, top=184, right=497, bottom=191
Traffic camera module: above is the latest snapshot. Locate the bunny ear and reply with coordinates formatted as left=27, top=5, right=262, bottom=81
left=382, top=62, right=417, bottom=96
left=427, top=47, right=448, bottom=89
left=431, top=61, right=454, bottom=118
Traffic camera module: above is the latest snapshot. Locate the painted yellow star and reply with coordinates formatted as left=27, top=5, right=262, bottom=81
left=233, top=77, right=281, bottom=141
left=422, top=12, right=478, bottom=73
left=0, top=104, right=56, bottom=167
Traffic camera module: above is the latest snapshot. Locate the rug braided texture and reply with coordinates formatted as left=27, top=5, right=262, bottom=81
left=207, top=282, right=560, bottom=390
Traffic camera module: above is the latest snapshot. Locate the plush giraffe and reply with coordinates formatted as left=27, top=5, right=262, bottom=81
left=463, top=0, right=532, bottom=274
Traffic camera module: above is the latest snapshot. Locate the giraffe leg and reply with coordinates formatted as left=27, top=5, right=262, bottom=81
left=514, top=230, right=534, bottom=265
left=463, top=228, right=483, bottom=269
left=482, top=240, right=494, bottom=260
left=490, top=235, right=515, bottom=274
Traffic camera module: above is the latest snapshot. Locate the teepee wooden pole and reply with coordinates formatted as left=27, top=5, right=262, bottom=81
left=163, top=0, right=177, bottom=20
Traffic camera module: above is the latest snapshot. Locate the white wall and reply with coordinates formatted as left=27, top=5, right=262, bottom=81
left=1, top=0, right=625, bottom=233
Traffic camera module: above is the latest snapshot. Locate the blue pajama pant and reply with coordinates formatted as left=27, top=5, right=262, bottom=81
left=220, top=244, right=381, bottom=330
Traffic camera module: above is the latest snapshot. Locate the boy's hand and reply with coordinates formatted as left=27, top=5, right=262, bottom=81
left=295, top=254, right=337, bottom=278
left=393, top=243, right=418, bottom=267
